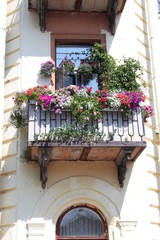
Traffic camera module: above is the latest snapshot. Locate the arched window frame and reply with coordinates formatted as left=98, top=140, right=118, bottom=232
left=56, top=205, right=108, bottom=240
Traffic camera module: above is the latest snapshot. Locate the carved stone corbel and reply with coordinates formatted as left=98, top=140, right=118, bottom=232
left=115, top=147, right=135, bottom=188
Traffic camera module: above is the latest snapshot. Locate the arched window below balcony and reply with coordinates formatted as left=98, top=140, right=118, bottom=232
left=56, top=205, right=108, bottom=240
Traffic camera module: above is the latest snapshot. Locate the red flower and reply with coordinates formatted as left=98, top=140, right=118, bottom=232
left=103, top=103, right=106, bottom=109
left=87, top=87, right=92, bottom=93
left=101, top=97, right=107, bottom=103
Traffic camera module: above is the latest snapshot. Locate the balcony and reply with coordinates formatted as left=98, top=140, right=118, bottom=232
left=10, top=49, right=151, bottom=189
left=28, top=101, right=146, bottom=189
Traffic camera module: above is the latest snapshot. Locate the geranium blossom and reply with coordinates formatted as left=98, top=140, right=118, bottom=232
left=116, top=91, right=146, bottom=112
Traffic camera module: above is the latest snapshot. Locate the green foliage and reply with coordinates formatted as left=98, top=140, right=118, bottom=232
left=77, top=63, right=92, bottom=76
left=10, top=108, right=27, bottom=129
left=70, top=89, right=102, bottom=127
left=111, top=57, right=144, bottom=92
left=35, top=124, right=105, bottom=143
left=87, top=43, right=117, bottom=85
left=85, top=43, right=145, bottom=92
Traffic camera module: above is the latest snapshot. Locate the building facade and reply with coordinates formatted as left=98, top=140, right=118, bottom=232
left=0, top=0, right=160, bottom=239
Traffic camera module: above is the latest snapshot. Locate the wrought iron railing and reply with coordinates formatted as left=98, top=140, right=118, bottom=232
left=28, top=101, right=145, bottom=143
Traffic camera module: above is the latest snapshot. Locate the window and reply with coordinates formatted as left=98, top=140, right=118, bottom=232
left=56, top=206, right=108, bottom=240
left=158, top=0, right=160, bottom=13
left=55, top=45, right=99, bottom=91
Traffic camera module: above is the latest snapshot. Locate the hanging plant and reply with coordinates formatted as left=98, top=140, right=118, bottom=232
left=60, top=56, right=75, bottom=75
left=77, top=62, right=92, bottom=76
left=40, top=60, right=56, bottom=77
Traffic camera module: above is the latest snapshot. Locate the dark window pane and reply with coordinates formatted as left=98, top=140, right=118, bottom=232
left=158, top=0, right=160, bottom=13
left=60, top=207, right=104, bottom=236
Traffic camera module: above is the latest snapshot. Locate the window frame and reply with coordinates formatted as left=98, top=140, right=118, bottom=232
left=51, top=34, right=106, bottom=61
left=56, top=205, right=108, bottom=240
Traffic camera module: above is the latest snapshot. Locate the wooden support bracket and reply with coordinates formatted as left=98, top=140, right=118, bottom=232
left=74, top=0, right=83, bottom=11
left=38, top=148, right=51, bottom=189
left=115, top=147, right=135, bottom=188
left=107, top=0, right=120, bottom=35
left=38, top=0, right=48, bottom=32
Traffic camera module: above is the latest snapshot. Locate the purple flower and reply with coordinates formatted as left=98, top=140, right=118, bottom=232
left=55, top=108, right=62, bottom=114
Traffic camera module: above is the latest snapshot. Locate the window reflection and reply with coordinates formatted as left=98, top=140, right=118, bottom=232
left=60, top=207, right=104, bottom=236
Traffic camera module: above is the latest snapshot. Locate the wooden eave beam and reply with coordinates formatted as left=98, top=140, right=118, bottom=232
left=74, top=0, right=83, bottom=11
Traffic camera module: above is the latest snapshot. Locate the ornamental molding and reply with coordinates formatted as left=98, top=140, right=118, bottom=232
left=27, top=222, right=45, bottom=239
left=117, top=220, right=137, bottom=229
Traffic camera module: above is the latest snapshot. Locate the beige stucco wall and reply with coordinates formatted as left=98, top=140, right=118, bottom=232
left=0, top=0, right=160, bottom=240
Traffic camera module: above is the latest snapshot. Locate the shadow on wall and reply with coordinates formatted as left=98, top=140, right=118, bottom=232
left=108, top=0, right=160, bottom=221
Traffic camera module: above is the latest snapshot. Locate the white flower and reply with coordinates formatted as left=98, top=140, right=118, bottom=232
left=61, top=96, right=73, bottom=108
left=76, top=89, right=88, bottom=97
left=107, top=96, right=121, bottom=108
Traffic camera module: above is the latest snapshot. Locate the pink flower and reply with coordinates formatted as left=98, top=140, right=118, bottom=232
left=79, top=106, right=83, bottom=113
left=98, top=118, right=101, bottom=123
left=94, top=111, right=97, bottom=115
left=86, top=117, right=90, bottom=121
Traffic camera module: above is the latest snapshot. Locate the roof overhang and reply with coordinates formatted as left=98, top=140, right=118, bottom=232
left=28, top=0, right=127, bottom=35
